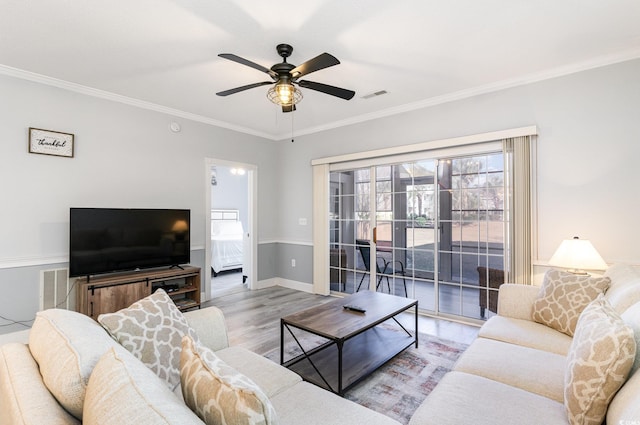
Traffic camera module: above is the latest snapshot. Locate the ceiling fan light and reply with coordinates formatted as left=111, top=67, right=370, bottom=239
left=267, top=82, right=302, bottom=106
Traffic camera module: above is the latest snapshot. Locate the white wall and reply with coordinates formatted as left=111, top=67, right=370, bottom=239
left=275, top=58, right=640, bottom=268
left=0, top=74, right=278, bottom=262
left=0, top=73, right=278, bottom=333
left=2, top=57, right=640, bottom=333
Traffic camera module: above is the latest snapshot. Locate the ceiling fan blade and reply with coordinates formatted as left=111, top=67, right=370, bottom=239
left=282, top=104, right=297, bottom=113
left=298, top=80, right=355, bottom=100
left=218, top=53, right=278, bottom=79
left=216, top=81, right=272, bottom=96
left=290, top=53, right=340, bottom=79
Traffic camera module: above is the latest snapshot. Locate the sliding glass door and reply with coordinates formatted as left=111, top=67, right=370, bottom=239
left=436, top=154, right=506, bottom=319
left=328, top=150, right=506, bottom=321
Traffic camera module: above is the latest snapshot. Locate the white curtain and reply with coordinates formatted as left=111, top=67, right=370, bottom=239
left=503, top=136, right=533, bottom=285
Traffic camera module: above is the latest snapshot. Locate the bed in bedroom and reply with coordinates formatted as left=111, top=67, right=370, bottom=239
left=211, top=209, right=244, bottom=277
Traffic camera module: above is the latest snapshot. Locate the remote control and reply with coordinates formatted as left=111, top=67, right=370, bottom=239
left=343, top=304, right=366, bottom=313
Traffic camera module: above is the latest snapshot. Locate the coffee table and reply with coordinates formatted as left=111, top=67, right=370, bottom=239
left=280, top=290, right=418, bottom=395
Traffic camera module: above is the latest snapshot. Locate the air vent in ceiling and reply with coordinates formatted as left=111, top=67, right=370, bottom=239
left=362, top=90, right=388, bottom=99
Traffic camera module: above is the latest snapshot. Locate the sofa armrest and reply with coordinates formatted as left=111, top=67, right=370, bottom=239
left=0, top=343, right=80, bottom=425
left=497, top=283, right=540, bottom=321
left=0, top=329, right=30, bottom=347
left=183, top=306, right=229, bottom=351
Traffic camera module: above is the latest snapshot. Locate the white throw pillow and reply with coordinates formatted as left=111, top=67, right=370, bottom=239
left=98, top=289, right=199, bottom=391
left=28, top=308, right=119, bottom=419
left=83, top=346, right=203, bottom=425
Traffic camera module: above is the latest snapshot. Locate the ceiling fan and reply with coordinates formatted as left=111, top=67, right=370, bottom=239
left=216, top=44, right=355, bottom=113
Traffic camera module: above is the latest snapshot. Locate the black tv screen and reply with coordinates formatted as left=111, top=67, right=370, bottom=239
left=69, top=208, right=190, bottom=277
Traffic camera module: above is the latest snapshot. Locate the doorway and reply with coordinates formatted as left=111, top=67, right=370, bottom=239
left=204, top=158, right=257, bottom=300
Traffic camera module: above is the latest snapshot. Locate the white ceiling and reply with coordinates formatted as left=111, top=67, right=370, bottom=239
left=2, top=0, right=640, bottom=140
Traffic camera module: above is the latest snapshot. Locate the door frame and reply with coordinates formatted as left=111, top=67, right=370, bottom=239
left=313, top=128, right=534, bottom=300
left=203, top=158, right=257, bottom=301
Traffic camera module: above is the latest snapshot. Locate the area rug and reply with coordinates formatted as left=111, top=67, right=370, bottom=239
left=262, top=330, right=468, bottom=425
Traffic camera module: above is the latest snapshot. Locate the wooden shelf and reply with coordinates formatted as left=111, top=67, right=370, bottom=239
left=283, top=326, right=414, bottom=393
left=76, top=266, right=201, bottom=319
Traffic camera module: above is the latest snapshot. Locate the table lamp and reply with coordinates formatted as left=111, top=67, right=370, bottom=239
left=548, top=236, right=607, bottom=275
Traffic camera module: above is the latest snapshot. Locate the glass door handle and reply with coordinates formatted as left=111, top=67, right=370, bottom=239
left=373, top=227, right=377, bottom=244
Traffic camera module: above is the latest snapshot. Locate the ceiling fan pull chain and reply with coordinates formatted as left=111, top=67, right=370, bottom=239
left=291, top=107, right=295, bottom=143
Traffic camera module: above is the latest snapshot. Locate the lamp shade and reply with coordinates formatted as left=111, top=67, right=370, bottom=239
left=548, top=236, right=607, bottom=273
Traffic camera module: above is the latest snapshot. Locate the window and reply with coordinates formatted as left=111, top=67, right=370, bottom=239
left=314, top=127, right=536, bottom=321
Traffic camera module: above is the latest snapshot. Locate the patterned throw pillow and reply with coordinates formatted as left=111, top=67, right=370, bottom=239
left=180, top=335, right=278, bottom=425
left=98, top=289, right=199, bottom=391
left=532, top=269, right=610, bottom=336
left=565, top=295, right=636, bottom=425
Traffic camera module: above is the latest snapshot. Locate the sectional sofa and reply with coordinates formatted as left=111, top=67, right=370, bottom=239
left=410, top=263, right=640, bottom=425
left=2, top=264, right=640, bottom=425
left=0, top=289, right=400, bottom=425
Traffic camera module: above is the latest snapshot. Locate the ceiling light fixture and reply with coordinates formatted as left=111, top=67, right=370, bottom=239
left=266, top=81, right=302, bottom=107
left=217, top=44, right=353, bottom=114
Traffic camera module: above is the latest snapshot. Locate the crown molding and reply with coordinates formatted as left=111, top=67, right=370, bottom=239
left=2, top=47, right=640, bottom=142
left=0, top=64, right=277, bottom=140
left=274, top=48, right=640, bottom=140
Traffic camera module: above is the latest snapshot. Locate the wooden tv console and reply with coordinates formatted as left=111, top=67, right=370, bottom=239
left=76, top=265, right=201, bottom=320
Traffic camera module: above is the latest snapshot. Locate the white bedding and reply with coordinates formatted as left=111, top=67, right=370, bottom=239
left=211, top=221, right=243, bottom=273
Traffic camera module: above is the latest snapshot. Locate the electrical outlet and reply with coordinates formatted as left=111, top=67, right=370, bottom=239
left=298, top=218, right=307, bottom=225
left=291, top=259, right=296, bottom=268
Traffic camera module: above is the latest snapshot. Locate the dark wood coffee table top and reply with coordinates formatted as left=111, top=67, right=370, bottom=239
left=281, top=290, right=417, bottom=340
left=281, top=290, right=418, bottom=395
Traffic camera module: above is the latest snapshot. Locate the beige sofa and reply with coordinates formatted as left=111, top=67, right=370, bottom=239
left=0, top=302, right=400, bottom=425
left=410, top=263, right=640, bottom=425
left=4, top=265, right=640, bottom=425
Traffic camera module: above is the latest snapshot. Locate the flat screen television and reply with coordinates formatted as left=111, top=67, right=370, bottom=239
left=69, top=208, right=190, bottom=277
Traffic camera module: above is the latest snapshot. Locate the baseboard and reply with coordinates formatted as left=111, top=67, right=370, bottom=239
left=254, top=278, right=279, bottom=289
left=277, top=278, right=314, bottom=293
left=255, top=278, right=313, bottom=294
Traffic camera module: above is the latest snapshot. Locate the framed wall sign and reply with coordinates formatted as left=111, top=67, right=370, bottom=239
left=28, top=127, right=74, bottom=158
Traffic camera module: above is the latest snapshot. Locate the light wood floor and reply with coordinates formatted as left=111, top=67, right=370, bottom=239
left=201, top=286, right=479, bottom=356
left=211, top=270, right=246, bottom=298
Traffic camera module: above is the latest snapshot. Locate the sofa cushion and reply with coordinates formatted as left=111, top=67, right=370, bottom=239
left=494, top=283, right=540, bottom=320
left=408, top=371, right=568, bottom=425
left=532, top=269, right=610, bottom=337
left=478, top=315, right=573, bottom=355
left=604, top=264, right=640, bottom=313
left=271, top=381, right=402, bottom=425
left=180, top=335, right=278, bottom=425
left=454, top=337, right=566, bottom=402
left=606, top=368, right=640, bottom=425
left=215, top=346, right=302, bottom=398
left=183, top=306, right=230, bottom=352
left=565, top=295, right=636, bottom=425
left=83, top=346, right=203, bottom=425
left=98, top=289, right=199, bottom=391
left=0, top=343, right=80, bottom=425
left=621, top=302, right=640, bottom=374
left=28, top=308, right=119, bottom=420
